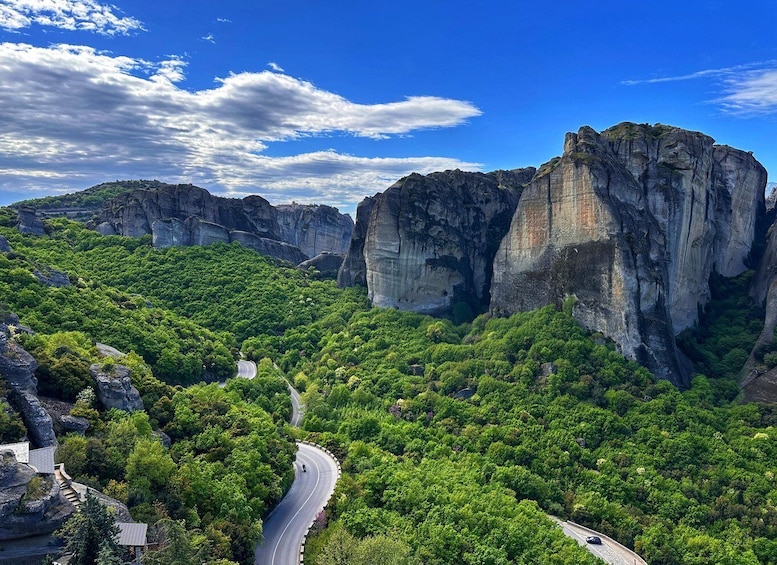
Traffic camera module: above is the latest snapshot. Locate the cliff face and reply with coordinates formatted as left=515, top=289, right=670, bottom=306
left=276, top=203, right=354, bottom=257
left=339, top=169, right=534, bottom=316
left=0, top=321, right=57, bottom=448
left=96, top=184, right=352, bottom=264
left=337, top=196, right=376, bottom=288
left=490, top=124, right=766, bottom=387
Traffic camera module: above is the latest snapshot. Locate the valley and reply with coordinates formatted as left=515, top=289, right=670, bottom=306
left=1, top=123, right=777, bottom=564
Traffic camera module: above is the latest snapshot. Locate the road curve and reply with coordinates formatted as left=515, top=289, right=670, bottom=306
left=254, top=442, right=339, bottom=565
left=286, top=380, right=303, bottom=427
left=237, top=359, right=257, bottom=379
left=555, top=519, right=647, bottom=565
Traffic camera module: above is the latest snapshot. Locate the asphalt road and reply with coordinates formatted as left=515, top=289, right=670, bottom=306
left=286, top=380, right=303, bottom=427
left=254, top=442, right=338, bottom=565
left=557, top=520, right=647, bottom=565
left=237, top=360, right=257, bottom=379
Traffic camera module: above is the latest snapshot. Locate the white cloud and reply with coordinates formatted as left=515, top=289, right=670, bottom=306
left=202, top=33, right=215, bottom=44
left=268, top=61, right=284, bottom=73
left=0, top=0, right=143, bottom=34
left=0, top=42, right=482, bottom=210
left=623, top=61, right=777, bottom=117
left=718, top=69, right=777, bottom=115
left=216, top=17, right=231, bottom=23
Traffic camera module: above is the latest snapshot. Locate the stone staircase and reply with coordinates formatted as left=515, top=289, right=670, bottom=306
left=55, top=464, right=81, bottom=507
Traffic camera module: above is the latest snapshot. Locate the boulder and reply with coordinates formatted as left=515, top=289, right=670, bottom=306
left=15, top=207, right=45, bottom=236
left=0, top=234, right=11, bottom=253
left=60, top=415, right=89, bottom=434
left=298, top=252, right=344, bottom=278
left=89, top=364, right=144, bottom=412
left=0, top=450, right=75, bottom=540
left=33, top=267, right=71, bottom=288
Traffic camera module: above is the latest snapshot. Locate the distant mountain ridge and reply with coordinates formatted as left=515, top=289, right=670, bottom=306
left=12, top=181, right=355, bottom=268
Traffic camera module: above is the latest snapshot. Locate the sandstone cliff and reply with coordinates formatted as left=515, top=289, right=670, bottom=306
left=95, top=184, right=352, bottom=264
left=338, top=169, right=534, bottom=316
left=491, top=123, right=766, bottom=387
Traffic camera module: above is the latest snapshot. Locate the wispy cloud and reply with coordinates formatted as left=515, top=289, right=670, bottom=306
left=623, top=61, right=777, bottom=117
left=0, top=42, right=482, bottom=210
left=0, top=0, right=143, bottom=35
left=268, top=61, right=284, bottom=73
left=202, top=33, right=215, bottom=44
left=216, top=17, right=231, bottom=23
left=718, top=69, right=777, bottom=116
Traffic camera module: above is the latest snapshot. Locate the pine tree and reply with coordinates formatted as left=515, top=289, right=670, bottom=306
left=57, top=490, right=122, bottom=565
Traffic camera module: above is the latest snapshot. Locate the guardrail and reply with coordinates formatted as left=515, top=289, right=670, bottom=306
left=296, top=440, right=342, bottom=565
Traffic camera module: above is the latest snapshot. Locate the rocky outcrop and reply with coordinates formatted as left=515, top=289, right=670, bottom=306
left=0, top=450, right=74, bottom=540
left=337, top=196, right=376, bottom=288
left=15, top=207, right=45, bottom=236
left=96, top=183, right=352, bottom=263
left=229, top=231, right=308, bottom=264
left=89, top=364, right=144, bottom=412
left=491, top=123, right=766, bottom=387
left=276, top=203, right=354, bottom=257
left=298, top=252, right=345, bottom=278
left=33, top=267, right=70, bottom=288
left=339, top=169, right=533, bottom=316
left=0, top=323, right=57, bottom=447
left=0, top=235, right=11, bottom=253
left=766, top=183, right=777, bottom=212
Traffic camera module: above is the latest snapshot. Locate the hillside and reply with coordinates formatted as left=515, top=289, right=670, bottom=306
left=1, top=211, right=776, bottom=563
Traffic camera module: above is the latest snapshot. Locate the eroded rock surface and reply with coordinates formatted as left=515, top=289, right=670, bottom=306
left=0, top=451, right=74, bottom=540
left=298, top=252, right=345, bottom=278
left=97, top=183, right=352, bottom=263
left=90, top=364, right=144, bottom=412
left=339, top=169, right=533, bottom=316
left=0, top=323, right=57, bottom=447
left=276, top=203, right=354, bottom=257
left=491, top=123, right=766, bottom=387
left=16, top=207, right=45, bottom=236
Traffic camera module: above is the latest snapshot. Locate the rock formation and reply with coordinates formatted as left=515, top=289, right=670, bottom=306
left=0, top=235, right=11, bottom=253
left=0, top=322, right=57, bottom=447
left=95, top=183, right=352, bottom=264
left=89, top=364, right=144, bottom=412
left=338, top=169, right=534, bottom=316
left=299, top=252, right=346, bottom=278
left=276, top=203, right=354, bottom=257
left=33, top=267, right=71, bottom=288
left=490, top=123, right=766, bottom=387
left=337, top=196, right=376, bottom=288
left=0, top=450, right=74, bottom=540
left=15, top=207, right=45, bottom=236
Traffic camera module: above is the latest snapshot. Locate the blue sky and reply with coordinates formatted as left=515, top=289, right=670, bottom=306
left=0, top=0, right=775, bottom=213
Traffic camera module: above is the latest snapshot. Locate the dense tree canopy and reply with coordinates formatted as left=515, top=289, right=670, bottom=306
left=2, top=210, right=777, bottom=564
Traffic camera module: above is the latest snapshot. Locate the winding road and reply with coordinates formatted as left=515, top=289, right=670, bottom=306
left=554, top=518, right=647, bottom=565
left=254, top=368, right=338, bottom=565
left=254, top=443, right=339, bottom=565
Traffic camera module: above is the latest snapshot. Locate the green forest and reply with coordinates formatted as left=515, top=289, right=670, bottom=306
left=2, top=210, right=777, bottom=564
